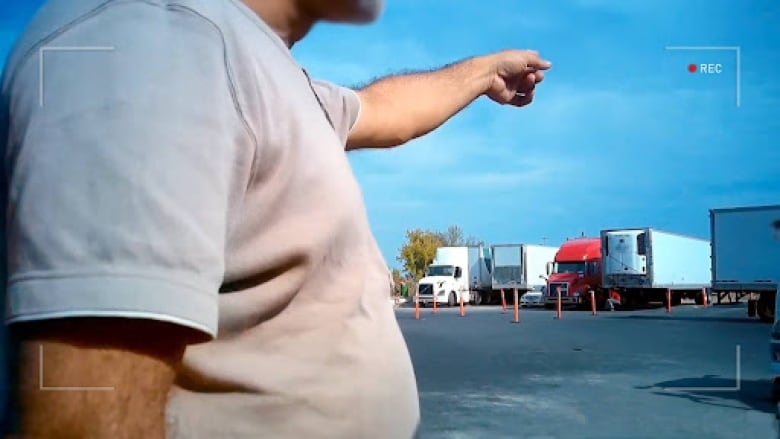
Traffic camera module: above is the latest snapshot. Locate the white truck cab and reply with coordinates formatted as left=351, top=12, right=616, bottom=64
left=417, top=263, right=470, bottom=307
left=417, top=246, right=490, bottom=307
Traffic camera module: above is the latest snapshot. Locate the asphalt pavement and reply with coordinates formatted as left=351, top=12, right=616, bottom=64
left=397, top=303, right=779, bottom=439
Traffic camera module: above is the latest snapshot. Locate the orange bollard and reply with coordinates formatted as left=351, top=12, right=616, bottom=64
left=556, top=287, right=562, bottom=320
left=501, top=289, right=507, bottom=313
left=666, top=289, right=672, bottom=313
left=414, top=293, right=420, bottom=320
left=459, top=292, right=465, bottom=317
left=432, top=292, right=438, bottom=314
left=513, top=288, right=520, bottom=323
left=590, top=290, right=597, bottom=316
left=702, top=288, right=708, bottom=308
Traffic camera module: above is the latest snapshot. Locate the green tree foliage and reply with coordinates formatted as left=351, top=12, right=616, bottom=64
left=397, top=225, right=483, bottom=280
left=391, top=268, right=404, bottom=286
left=391, top=268, right=412, bottom=297
left=436, top=225, right=484, bottom=247
left=397, top=229, right=444, bottom=280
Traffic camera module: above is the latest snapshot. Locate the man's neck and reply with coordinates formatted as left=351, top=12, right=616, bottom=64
left=241, top=0, right=315, bottom=47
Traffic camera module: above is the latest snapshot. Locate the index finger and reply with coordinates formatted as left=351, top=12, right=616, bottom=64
left=524, top=50, right=552, bottom=70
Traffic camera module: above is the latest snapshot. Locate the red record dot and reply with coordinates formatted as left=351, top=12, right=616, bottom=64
left=687, top=64, right=697, bottom=73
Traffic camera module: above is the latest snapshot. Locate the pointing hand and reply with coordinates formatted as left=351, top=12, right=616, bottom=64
left=484, top=49, right=552, bottom=107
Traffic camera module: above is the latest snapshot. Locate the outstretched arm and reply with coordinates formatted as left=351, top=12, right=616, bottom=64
left=346, top=49, right=552, bottom=150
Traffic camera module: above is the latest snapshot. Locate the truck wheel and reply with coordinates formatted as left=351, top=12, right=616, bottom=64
left=772, top=377, right=780, bottom=402
left=448, top=292, right=457, bottom=307
left=472, top=292, right=483, bottom=306
left=596, top=290, right=609, bottom=311
left=757, top=293, right=775, bottom=323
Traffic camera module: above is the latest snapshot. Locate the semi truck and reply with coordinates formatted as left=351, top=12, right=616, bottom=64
left=544, top=238, right=605, bottom=308
left=601, top=228, right=711, bottom=308
left=710, top=205, right=780, bottom=323
left=490, top=244, right=558, bottom=304
left=416, top=246, right=492, bottom=307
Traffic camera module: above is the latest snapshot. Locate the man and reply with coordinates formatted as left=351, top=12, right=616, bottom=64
left=605, top=290, right=622, bottom=311
left=1, top=0, right=550, bottom=437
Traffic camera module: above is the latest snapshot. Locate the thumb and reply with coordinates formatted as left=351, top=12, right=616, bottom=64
left=496, top=87, right=517, bottom=103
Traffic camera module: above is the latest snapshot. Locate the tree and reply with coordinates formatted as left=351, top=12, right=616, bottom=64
left=391, top=268, right=412, bottom=297
left=397, top=229, right=444, bottom=280
left=436, top=225, right=484, bottom=247
left=391, top=268, right=404, bottom=286
left=396, top=226, right=485, bottom=280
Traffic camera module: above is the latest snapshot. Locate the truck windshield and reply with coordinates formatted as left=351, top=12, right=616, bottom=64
left=427, top=265, right=455, bottom=276
left=553, top=262, right=586, bottom=274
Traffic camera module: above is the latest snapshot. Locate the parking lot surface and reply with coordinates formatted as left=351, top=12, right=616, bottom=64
left=397, top=304, right=778, bottom=439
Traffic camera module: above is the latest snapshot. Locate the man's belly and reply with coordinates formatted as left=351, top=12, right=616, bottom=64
left=166, top=302, right=419, bottom=439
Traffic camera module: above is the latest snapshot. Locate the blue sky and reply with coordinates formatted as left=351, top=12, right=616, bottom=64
left=2, top=1, right=779, bottom=269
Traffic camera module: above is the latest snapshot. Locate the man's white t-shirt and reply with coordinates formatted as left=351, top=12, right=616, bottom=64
left=1, top=0, right=420, bottom=437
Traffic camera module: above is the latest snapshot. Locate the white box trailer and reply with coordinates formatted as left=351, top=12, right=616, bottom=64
left=416, top=246, right=492, bottom=306
left=710, top=205, right=780, bottom=322
left=601, top=228, right=711, bottom=308
left=489, top=244, right=559, bottom=304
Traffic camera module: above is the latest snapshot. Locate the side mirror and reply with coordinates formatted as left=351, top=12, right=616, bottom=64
left=454, top=267, right=462, bottom=279
left=546, top=261, right=553, bottom=276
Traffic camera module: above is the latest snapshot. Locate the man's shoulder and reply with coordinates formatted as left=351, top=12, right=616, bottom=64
left=2, top=0, right=279, bottom=88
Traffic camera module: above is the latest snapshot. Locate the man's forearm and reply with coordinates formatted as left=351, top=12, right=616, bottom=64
left=347, top=55, right=493, bottom=149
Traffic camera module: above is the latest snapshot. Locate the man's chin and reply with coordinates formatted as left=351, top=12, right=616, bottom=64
left=332, top=0, right=384, bottom=24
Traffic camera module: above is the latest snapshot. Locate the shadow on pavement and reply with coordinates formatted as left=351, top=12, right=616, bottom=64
left=616, top=314, right=763, bottom=324
left=637, top=376, right=776, bottom=415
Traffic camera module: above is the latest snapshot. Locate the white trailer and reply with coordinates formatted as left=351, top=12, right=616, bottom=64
left=601, top=228, right=711, bottom=308
left=710, top=205, right=780, bottom=322
left=416, top=246, right=492, bottom=307
left=489, top=244, right=559, bottom=304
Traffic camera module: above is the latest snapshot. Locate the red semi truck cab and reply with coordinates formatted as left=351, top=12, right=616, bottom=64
left=545, top=238, right=609, bottom=308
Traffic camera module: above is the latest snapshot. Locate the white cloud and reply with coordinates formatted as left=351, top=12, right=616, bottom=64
left=349, top=79, right=777, bottom=246
left=448, top=171, right=541, bottom=188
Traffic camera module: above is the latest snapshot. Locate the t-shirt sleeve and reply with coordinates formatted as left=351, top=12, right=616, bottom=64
left=1, top=3, right=244, bottom=338
left=310, top=80, right=362, bottom=145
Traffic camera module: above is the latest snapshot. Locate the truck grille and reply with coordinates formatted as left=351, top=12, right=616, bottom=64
left=418, top=283, right=433, bottom=297
left=548, top=283, right=568, bottom=297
